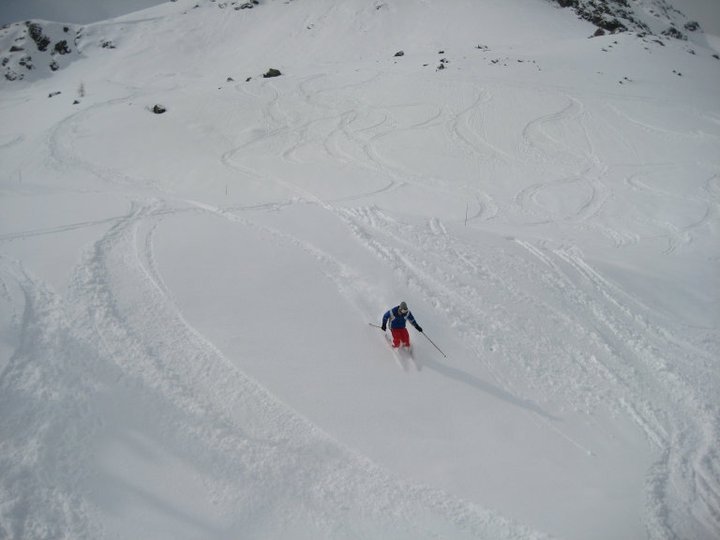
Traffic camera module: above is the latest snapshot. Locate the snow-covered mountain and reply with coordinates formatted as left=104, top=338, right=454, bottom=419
left=3, top=0, right=718, bottom=83
left=1, top=1, right=719, bottom=539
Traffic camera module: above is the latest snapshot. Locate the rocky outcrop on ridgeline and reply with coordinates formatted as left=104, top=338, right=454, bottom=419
left=549, top=0, right=702, bottom=42
left=1, top=1, right=268, bottom=83
left=1, top=21, right=84, bottom=81
left=202, top=0, right=261, bottom=12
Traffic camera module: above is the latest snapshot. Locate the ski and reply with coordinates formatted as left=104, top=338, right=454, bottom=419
left=393, top=343, right=420, bottom=372
left=369, top=323, right=421, bottom=371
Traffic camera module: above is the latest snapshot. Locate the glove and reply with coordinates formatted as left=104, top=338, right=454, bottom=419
left=381, top=324, right=386, bottom=331
left=415, top=324, right=423, bottom=332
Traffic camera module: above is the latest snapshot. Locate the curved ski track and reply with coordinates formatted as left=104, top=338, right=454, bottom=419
left=0, top=201, right=551, bottom=539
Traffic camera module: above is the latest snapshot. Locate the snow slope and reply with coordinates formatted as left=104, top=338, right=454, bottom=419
left=1, top=0, right=719, bottom=539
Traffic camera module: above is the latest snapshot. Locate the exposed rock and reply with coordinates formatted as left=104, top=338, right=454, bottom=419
left=235, top=0, right=259, bottom=9
left=550, top=0, right=700, bottom=42
left=152, top=104, right=167, bottom=114
left=549, top=0, right=638, bottom=34
left=28, top=23, right=51, bottom=51
left=263, top=68, right=282, bottom=78
left=661, top=26, right=686, bottom=40
left=18, top=55, right=33, bottom=70
left=2, top=21, right=85, bottom=82
left=394, top=50, right=404, bottom=57
left=53, top=40, right=71, bottom=55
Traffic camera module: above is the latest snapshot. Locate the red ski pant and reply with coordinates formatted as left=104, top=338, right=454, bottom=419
left=390, top=328, right=410, bottom=348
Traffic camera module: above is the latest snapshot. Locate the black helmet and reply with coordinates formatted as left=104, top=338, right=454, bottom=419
left=399, top=301, right=408, bottom=314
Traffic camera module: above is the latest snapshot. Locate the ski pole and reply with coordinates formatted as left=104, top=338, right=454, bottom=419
left=419, top=331, right=447, bottom=357
left=368, top=323, right=384, bottom=330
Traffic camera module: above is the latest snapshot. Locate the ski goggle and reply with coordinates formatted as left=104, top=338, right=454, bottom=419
left=399, top=307, right=408, bottom=314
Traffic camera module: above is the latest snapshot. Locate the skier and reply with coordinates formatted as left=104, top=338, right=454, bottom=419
left=381, top=301, right=423, bottom=349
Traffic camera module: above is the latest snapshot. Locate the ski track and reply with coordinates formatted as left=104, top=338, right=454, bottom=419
left=605, top=101, right=720, bottom=142
left=623, top=168, right=716, bottom=255
left=0, top=196, right=557, bottom=538
left=449, top=88, right=518, bottom=166
left=0, top=255, right=104, bottom=540
left=0, top=135, right=24, bottom=152
left=338, top=202, right=720, bottom=539
left=46, top=94, right=162, bottom=192
left=514, top=95, right=612, bottom=229
left=2, top=25, right=719, bottom=537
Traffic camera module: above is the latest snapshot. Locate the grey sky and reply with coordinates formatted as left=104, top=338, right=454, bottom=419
left=0, top=0, right=166, bottom=26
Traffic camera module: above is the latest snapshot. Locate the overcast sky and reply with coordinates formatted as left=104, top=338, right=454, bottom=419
left=0, top=0, right=166, bottom=26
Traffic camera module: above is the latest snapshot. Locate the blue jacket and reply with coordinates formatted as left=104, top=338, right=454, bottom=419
left=382, top=306, right=420, bottom=330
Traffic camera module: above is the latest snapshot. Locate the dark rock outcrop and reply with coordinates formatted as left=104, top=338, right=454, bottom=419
left=28, top=23, right=51, bottom=51
left=53, top=40, right=71, bottom=55
left=550, top=0, right=696, bottom=39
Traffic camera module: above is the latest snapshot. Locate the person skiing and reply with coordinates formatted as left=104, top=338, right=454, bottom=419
left=381, top=301, right=423, bottom=348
